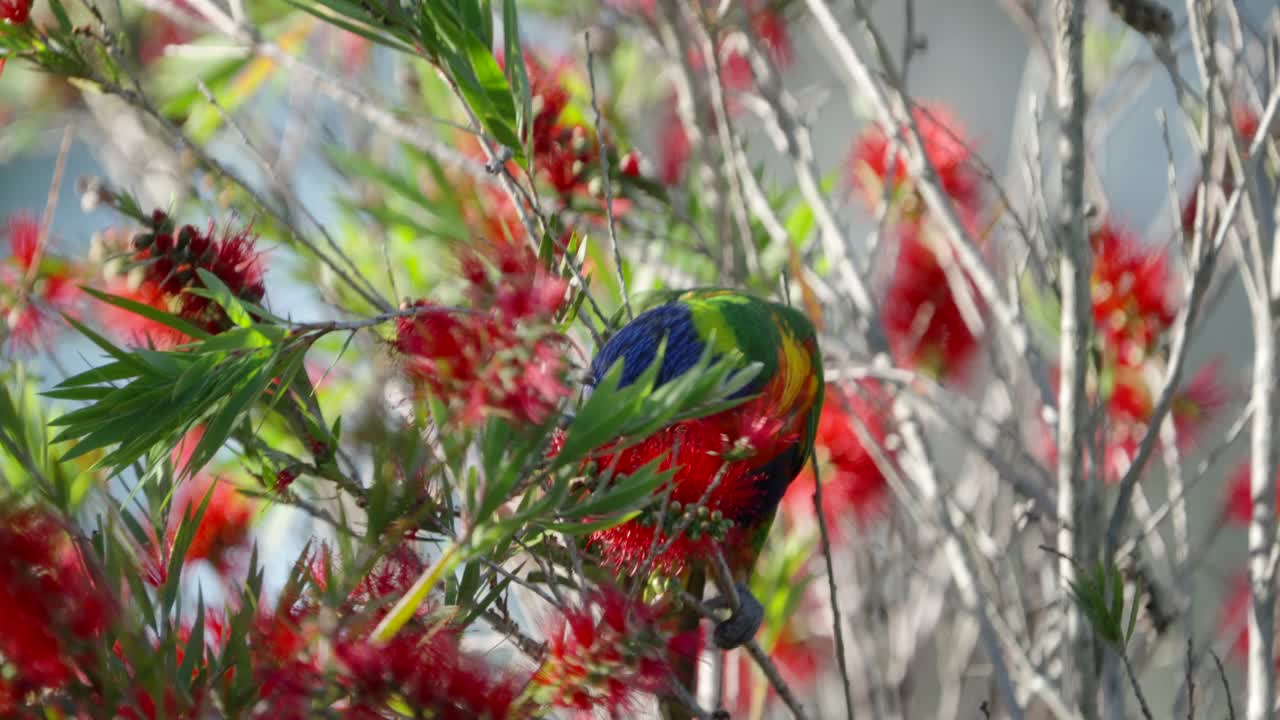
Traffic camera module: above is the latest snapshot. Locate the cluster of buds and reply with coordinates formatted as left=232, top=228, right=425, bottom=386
left=634, top=500, right=736, bottom=544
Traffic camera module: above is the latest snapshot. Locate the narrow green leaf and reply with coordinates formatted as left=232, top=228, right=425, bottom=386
left=81, top=286, right=211, bottom=341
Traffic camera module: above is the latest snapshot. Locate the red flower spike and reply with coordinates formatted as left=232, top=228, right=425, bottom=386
left=753, top=6, right=793, bottom=69
left=129, top=213, right=267, bottom=335
left=530, top=587, right=689, bottom=716
left=1089, top=222, right=1175, bottom=365
left=335, top=618, right=527, bottom=719
left=783, top=380, right=896, bottom=535
left=2, top=213, right=81, bottom=352
left=0, top=0, right=30, bottom=24
left=578, top=420, right=761, bottom=574
left=881, top=226, right=982, bottom=381
left=0, top=506, right=111, bottom=698
left=172, top=476, right=255, bottom=573
left=848, top=104, right=982, bottom=218
left=396, top=241, right=569, bottom=426
left=1171, top=359, right=1231, bottom=449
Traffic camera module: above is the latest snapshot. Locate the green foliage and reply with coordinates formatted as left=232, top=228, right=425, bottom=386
left=1066, top=560, right=1142, bottom=648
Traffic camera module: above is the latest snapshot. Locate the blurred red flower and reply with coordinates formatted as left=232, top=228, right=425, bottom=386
left=172, top=476, right=255, bottom=573
left=658, top=96, right=692, bottom=186
left=881, top=226, right=982, bottom=381
left=1089, top=222, right=1175, bottom=367
left=0, top=506, right=111, bottom=700
left=783, top=380, right=896, bottom=534
left=2, top=213, right=80, bottom=351
left=529, top=586, right=694, bottom=716
left=0, top=0, right=30, bottom=24
left=849, top=104, right=982, bottom=219
left=128, top=212, right=267, bottom=335
left=396, top=241, right=568, bottom=426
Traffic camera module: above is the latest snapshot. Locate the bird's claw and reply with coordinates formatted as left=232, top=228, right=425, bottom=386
left=712, top=582, right=764, bottom=649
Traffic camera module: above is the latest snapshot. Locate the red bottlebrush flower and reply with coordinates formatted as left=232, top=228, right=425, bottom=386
left=348, top=543, right=426, bottom=607
left=1172, top=359, right=1231, bottom=448
left=1220, top=460, right=1280, bottom=527
left=395, top=303, right=486, bottom=389
left=752, top=6, right=793, bottom=69
left=0, top=506, right=111, bottom=699
left=248, top=604, right=324, bottom=718
left=336, top=625, right=527, bottom=720
left=657, top=97, right=691, bottom=186
left=528, top=586, right=693, bottom=716
left=0, top=0, right=30, bottom=24
left=1089, top=222, right=1175, bottom=366
left=573, top=408, right=770, bottom=575
left=783, top=380, right=895, bottom=534
left=6, top=212, right=37, bottom=268
left=129, top=213, right=267, bottom=335
left=1223, top=462, right=1253, bottom=526
left=848, top=104, right=982, bottom=218
left=173, top=476, right=255, bottom=572
left=395, top=242, right=568, bottom=426
left=2, top=213, right=80, bottom=351
left=881, top=226, right=982, bottom=381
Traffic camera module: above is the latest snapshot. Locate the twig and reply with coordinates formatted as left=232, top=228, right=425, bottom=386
left=680, top=590, right=810, bottom=720
left=1212, top=651, right=1237, bottom=720
left=684, top=4, right=759, bottom=283
left=1050, top=0, right=1098, bottom=714
left=193, top=80, right=388, bottom=313
left=1119, top=649, right=1156, bottom=720
left=1185, top=636, right=1195, bottom=720
left=738, top=4, right=877, bottom=328
left=25, top=126, right=74, bottom=290
left=479, top=608, right=546, bottom=661
left=583, top=32, right=632, bottom=321
left=810, top=457, right=857, bottom=720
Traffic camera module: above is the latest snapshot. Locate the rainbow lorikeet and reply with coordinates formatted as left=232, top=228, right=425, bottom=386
left=584, top=288, right=824, bottom=650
